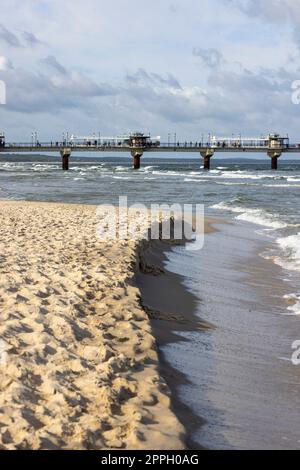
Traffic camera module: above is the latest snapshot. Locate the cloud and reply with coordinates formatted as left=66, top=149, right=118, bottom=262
left=122, top=68, right=209, bottom=124
left=41, top=55, right=67, bottom=74
left=193, top=48, right=223, bottom=68
left=126, top=68, right=182, bottom=90
left=225, top=0, right=300, bottom=26
left=0, top=24, right=44, bottom=49
left=224, top=0, right=300, bottom=57
left=1, top=54, right=298, bottom=139
left=0, top=24, right=21, bottom=47
left=0, top=56, right=12, bottom=71
left=0, top=56, right=117, bottom=113
left=22, top=31, right=43, bottom=47
left=169, top=4, right=178, bottom=14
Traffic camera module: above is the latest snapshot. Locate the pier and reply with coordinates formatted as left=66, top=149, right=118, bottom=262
left=0, top=132, right=299, bottom=171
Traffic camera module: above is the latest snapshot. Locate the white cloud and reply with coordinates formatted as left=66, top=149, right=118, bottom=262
left=0, top=24, right=21, bottom=47
left=193, top=48, right=223, bottom=68
left=226, top=0, right=300, bottom=24
left=0, top=56, right=11, bottom=71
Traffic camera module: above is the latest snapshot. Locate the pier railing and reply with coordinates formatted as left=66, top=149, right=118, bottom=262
left=2, top=141, right=295, bottom=150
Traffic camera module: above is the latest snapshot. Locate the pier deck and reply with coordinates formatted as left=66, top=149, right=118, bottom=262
left=1, top=137, right=299, bottom=170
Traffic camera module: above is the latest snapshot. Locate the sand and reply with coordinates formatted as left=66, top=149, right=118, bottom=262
left=0, top=200, right=188, bottom=450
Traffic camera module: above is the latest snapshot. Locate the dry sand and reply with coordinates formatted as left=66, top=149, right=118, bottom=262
left=0, top=200, right=220, bottom=450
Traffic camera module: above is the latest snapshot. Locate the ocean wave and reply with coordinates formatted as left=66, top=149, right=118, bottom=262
left=69, top=166, right=82, bottom=171
left=115, top=166, right=131, bottom=172
left=211, top=201, right=288, bottom=229
left=32, top=164, right=58, bottom=171
left=262, top=184, right=300, bottom=188
left=275, top=233, right=300, bottom=273
left=143, top=166, right=155, bottom=171
left=215, top=181, right=259, bottom=186
left=112, top=176, right=131, bottom=180
left=287, top=177, right=300, bottom=182
left=184, top=178, right=207, bottom=182
left=218, top=172, right=286, bottom=181
left=152, top=170, right=188, bottom=177
left=0, top=163, right=29, bottom=171
left=283, top=293, right=300, bottom=315
left=85, top=165, right=104, bottom=171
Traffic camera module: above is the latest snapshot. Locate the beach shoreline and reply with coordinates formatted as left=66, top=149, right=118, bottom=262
left=136, top=218, right=222, bottom=449
left=0, top=199, right=222, bottom=450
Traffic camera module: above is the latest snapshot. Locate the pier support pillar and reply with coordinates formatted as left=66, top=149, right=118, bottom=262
left=60, top=148, right=71, bottom=171
left=271, top=156, right=278, bottom=170
left=200, top=149, right=214, bottom=170
left=131, top=150, right=143, bottom=170
left=267, top=150, right=282, bottom=171
left=203, top=155, right=211, bottom=170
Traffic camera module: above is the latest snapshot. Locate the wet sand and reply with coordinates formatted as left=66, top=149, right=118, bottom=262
left=136, top=218, right=222, bottom=449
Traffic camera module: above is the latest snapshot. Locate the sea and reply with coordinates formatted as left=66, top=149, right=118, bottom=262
left=1, top=153, right=300, bottom=449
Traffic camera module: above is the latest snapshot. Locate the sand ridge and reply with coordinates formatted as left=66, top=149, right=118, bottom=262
left=0, top=200, right=185, bottom=450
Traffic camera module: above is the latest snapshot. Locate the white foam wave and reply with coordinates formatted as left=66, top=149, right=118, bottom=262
left=263, top=184, right=300, bottom=188
left=69, top=166, right=82, bottom=171
left=206, top=169, right=221, bottom=174
left=287, top=177, right=300, bottom=182
left=216, top=182, right=259, bottom=186
left=112, top=176, right=131, bottom=180
left=275, top=233, right=300, bottom=273
left=143, top=166, right=155, bottom=171
left=212, top=201, right=288, bottom=229
left=218, top=172, right=284, bottom=181
left=184, top=178, right=206, bottom=182
left=152, top=170, right=187, bottom=177
left=33, top=164, right=57, bottom=172
left=283, top=293, right=300, bottom=315
left=114, top=166, right=131, bottom=173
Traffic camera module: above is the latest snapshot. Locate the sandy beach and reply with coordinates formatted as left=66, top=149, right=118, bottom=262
left=0, top=200, right=190, bottom=450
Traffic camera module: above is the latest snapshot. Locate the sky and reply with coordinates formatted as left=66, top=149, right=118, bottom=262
left=0, top=0, right=300, bottom=142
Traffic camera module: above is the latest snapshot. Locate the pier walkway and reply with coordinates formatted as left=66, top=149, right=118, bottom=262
left=0, top=132, right=299, bottom=170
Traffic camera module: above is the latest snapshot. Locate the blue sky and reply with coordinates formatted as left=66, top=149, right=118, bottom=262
left=0, top=0, right=300, bottom=141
